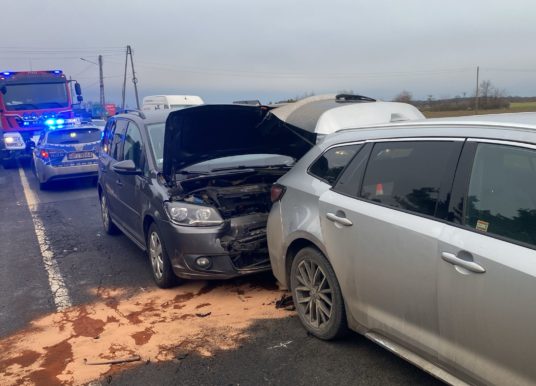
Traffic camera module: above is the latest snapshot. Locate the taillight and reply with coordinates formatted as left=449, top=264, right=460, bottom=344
left=271, top=184, right=286, bottom=203
left=40, top=150, right=49, bottom=159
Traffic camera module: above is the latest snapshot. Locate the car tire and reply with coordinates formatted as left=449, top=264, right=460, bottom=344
left=39, top=181, right=49, bottom=190
left=2, top=159, right=17, bottom=169
left=147, top=223, right=180, bottom=288
left=99, top=193, right=119, bottom=235
left=290, top=247, right=347, bottom=340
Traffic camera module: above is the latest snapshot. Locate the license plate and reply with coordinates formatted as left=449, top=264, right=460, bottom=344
left=68, top=151, right=93, bottom=160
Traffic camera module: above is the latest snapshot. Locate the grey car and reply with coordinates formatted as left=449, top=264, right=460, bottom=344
left=267, top=112, right=536, bottom=385
left=97, top=105, right=313, bottom=288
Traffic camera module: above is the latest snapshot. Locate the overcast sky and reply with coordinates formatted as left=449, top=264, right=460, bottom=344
left=1, top=0, right=535, bottom=106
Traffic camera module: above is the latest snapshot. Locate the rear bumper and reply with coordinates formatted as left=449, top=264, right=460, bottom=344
left=36, top=161, right=98, bottom=183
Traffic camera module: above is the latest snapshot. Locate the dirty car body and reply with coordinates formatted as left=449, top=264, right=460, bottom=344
left=98, top=105, right=314, bottom=286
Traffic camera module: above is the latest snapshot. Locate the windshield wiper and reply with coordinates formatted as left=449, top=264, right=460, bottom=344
left=177, top=170, right=210, bottom=175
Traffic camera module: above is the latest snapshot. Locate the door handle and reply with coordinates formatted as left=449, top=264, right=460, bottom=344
left=441, top=252, right=486, bottom=273
left=326, top=212, right=353, bottom=227
left=115, top=179, right=123, bottom=187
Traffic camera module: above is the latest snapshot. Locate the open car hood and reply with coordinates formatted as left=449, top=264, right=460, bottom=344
left=163, top=104, right=316, bottom=183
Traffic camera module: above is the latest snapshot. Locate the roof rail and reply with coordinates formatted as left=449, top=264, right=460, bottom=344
left=123, top=109, right=146, bottom=119
left=335, top=94, right=376, bottom=103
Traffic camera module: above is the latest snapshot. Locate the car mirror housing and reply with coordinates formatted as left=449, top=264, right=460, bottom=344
left=112, top=159, right=142, bottom=175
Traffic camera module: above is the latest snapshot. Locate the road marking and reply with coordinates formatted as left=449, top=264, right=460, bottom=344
left=18, top=166, right=72, bottom=311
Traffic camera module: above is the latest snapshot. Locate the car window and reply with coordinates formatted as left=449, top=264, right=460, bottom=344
left=111, top=119, right=128, bottom=161
left=309, top=144, right=361, bottom=185
left=360, top=141, right=460, bottom=217
left=465, top=143, right=536, bottom=247
left=122, top=122, right=144, bottom=169
left=101, top=119, right=115, bottom=155
left=147, top=122, right=165, bottom=168
left=46, top=128, right=101, bottom=144
left=333, top=143, right=372, bottom=196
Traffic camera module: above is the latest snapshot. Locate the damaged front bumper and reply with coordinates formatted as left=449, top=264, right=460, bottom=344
left=159, top=213, right=271, bottom=280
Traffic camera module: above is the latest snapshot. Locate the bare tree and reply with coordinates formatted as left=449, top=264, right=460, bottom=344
left=393, top=90, right=413, bottom=103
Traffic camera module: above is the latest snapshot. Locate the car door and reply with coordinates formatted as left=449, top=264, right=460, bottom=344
left=437, top=139, right=536, bottom=385
left=318, top=138, right=463, bottom=362
left=100, top=118, right=128, bottom=220
left=114, top=120, right=147, bottom=244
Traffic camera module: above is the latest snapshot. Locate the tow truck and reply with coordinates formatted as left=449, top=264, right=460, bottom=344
left=0, top=70, right=83, bottom=168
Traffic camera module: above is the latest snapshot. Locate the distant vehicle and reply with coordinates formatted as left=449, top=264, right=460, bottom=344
left=268, top=112, right=536, bottom=385
left=141, top=95, right=204, bottom=111
left=33, top=124, right=100, bottom=189
left=0, top=70, right=83, bottom=168
left=97, top=106, right=313, bottom=288
left=269, top=93, right=424, bottom=143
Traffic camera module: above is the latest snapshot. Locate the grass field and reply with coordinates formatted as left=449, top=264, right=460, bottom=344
left=422, top=101, right=536, bottom=118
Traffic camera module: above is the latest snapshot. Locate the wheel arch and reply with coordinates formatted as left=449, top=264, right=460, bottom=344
left=284, top=234, right=328, bottom=288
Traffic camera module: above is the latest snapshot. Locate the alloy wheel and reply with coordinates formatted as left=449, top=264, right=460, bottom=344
left=294, top=259, right=333, bottom=328
left=101, top=195, right=110, bottom=229
left=149, top=231, right=164, bottom=279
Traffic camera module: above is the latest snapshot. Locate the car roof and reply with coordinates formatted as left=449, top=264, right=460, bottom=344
left=269, top=94, right=377, bottom=132
left=113, top=110, right=172, bottom=125
left=314, top=101, right=424, bottom=134
left=322, top=112, right=536, bottom=148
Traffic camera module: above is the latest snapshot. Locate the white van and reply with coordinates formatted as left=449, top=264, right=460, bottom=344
left=141, top=95, right=204, bottom=111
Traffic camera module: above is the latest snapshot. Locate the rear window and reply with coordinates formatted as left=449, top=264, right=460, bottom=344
left=46, top=128, right=101, bottom=144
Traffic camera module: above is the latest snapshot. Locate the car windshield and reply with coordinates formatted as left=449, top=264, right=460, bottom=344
left=46, top=128, right=101, bottom=145
left=3, top=82, right=69, bottom=111
left=147, top=122, right=166, bottom=168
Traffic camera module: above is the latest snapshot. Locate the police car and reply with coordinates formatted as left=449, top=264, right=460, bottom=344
left=33, top=119, right=101, bottom=189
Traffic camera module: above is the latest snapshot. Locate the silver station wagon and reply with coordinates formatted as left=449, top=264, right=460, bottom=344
left=267, top=113, right=536, bottom=385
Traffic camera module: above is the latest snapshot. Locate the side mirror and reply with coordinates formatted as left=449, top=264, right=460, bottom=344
left=74, top=82, right=82, bottom=96
left=77, top=95, right=83, bottom=102
left=112, top=159, right=142, bottom=175
left=0, top=86, right=6, bottom=95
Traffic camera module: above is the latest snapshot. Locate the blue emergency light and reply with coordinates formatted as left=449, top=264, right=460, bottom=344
left=44, top=117, right=80, bottom=128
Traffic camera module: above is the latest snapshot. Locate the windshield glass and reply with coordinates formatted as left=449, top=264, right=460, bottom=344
left=147, top=122, right=165, bottom=168
left=46, top=128, right=101, bottom=145
left=3, top=82, right=69, bottom=111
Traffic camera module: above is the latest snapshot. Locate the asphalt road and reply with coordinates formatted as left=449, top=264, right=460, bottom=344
left=0, top=163, right=442, bottom=386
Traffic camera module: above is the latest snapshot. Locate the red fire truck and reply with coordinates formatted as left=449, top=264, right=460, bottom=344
left=0, top=70, right=83, bottom=168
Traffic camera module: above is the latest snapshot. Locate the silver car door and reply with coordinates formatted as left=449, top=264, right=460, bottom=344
left=437, top=140, right=536, bottom=385
left=319, top=139, right=462, bottom=363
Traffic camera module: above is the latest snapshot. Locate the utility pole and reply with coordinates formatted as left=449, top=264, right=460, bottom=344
left=98, top=55, right=105, bottom=108
left=128, top=45, right=140, bottom=109
left=121, top=45, right=141, bottom=110
left=475, top=66, right=480, bottom=115
left=121, top=48, right=128, bottom=111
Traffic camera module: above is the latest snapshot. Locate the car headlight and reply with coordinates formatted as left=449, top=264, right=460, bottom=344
left=164, top=202, right=223, bottom=226
left=3, top=132, right=25, bottom=149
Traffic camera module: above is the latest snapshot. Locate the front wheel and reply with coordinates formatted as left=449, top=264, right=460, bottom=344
left=290, top=247, right=347, bottom=340
left=147, top=223, right=180, bottom=288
